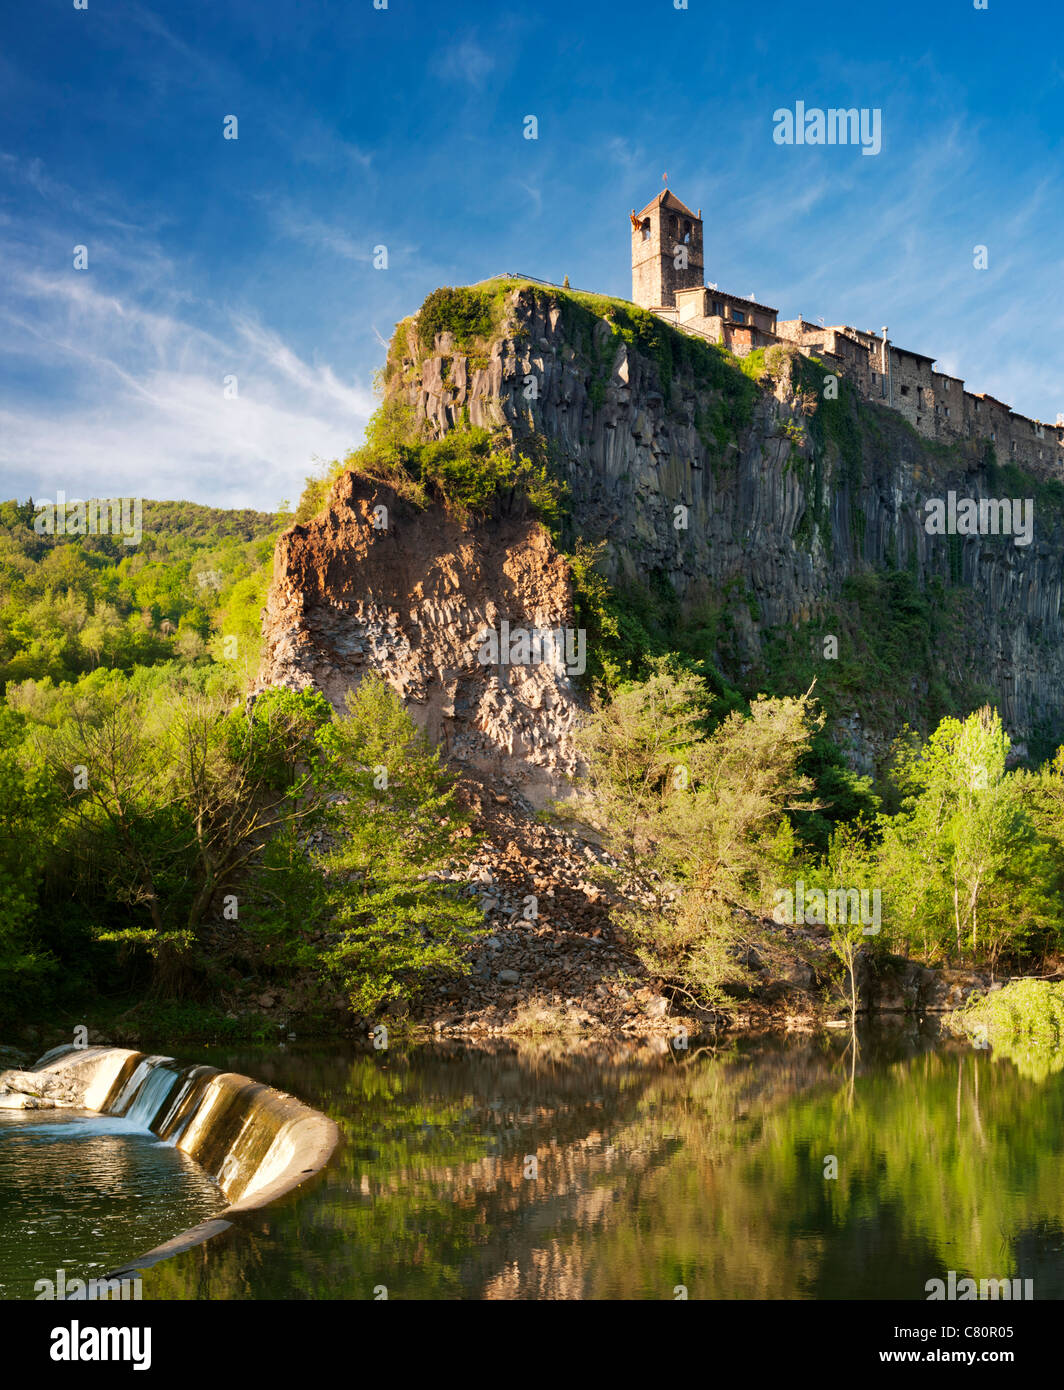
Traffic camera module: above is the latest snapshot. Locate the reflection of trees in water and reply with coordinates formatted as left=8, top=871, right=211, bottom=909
left=141, top=1034, right=1064, bottom=1301
left=578, top=1044, right=1064, bottom=1300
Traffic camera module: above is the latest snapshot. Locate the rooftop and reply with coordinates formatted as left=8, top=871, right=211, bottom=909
left=634, top=188, right=700, bottom=221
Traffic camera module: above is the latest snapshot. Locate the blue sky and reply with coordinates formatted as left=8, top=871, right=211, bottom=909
left=2, top=0, right=1063, bottom=510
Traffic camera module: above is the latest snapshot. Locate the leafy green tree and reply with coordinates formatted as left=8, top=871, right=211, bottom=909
left=571, top=667, right=822, bottom=1011
left=33, top=680, right=330, bottom=995
left=876, top=707, right=1054, bottom=965
left=314, top=676, right=483, bottom=1016
left=0, top=707, right=58, bottom=1020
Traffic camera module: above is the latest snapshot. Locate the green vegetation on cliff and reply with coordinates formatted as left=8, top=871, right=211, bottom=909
left=575, top=672, right=1064, bottom=1016
left=295, top=396, right=566, bottom=528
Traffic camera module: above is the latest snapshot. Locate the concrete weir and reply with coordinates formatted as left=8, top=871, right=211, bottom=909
left=32, top=1044, right=340, bottom=1277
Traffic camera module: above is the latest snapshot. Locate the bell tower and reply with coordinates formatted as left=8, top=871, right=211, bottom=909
left=630, top=190, right=704, bottom=309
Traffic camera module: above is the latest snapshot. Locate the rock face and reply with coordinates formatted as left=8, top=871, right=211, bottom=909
left=400, top=286, right=1064, bottom=765
left=0, top=1067, right=86, bottom=1109
left=260, top=283, right=1064, bottom=778
left=857, top=956, right=995, bottom=1014
left=258, top=472, right=583, bottom=799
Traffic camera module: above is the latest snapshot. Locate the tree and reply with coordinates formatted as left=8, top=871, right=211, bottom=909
left=313, top=676, right=484, bottom=1016
left=34, top=679, right=331, bottom=995
left=875, top=708, right=1052, bottom=967
left=570, top=667, right=822, bottom=1011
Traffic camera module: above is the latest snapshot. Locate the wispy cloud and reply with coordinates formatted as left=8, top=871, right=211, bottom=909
left=268, top=199, right=373, bottom=263
left=432, top=37, right=496, bottom=89
left=0, top=183, right=374, bottom=508
left=517, top=180, right=543, bottom=216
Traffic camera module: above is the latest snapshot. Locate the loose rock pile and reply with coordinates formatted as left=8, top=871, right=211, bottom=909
left=407, top=769, right=694, bottom=1037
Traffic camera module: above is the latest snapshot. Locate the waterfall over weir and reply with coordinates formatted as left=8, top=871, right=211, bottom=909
left=29, top=1045, right=340, bottom=1274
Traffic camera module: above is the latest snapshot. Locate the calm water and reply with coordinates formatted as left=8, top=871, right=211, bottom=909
left=0, top=1108, right=226, bottom=1299
left=108, top=1027, right=1064, bottom=1301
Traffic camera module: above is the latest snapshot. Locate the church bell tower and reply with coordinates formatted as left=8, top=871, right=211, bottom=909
left=630, top=189, right=704, bottom=309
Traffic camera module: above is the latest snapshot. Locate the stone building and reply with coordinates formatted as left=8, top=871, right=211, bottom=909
left=630, top=189, right=703, bottom=309
left=631, top=189, right=1064, bottom=477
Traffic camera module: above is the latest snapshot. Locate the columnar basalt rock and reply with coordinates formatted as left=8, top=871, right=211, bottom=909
left=398, top=286, right=1064, bottom=762
left=258, top=472, right=584, bottom=800
left=260, top=282, right=1064, bottom=780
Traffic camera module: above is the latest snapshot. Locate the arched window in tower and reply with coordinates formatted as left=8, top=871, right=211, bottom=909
left=641, top=218, right=651, bottom=242
left=682, top=221, right=692, bottom=244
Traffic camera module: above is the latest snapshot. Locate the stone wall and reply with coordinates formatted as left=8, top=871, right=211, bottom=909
left=742, top=316, right=1063, bottom=477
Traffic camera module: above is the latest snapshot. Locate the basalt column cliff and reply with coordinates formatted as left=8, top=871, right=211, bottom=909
left=260, top=273, right=1064, bottom=780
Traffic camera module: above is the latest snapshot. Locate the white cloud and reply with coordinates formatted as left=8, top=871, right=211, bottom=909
left=268, top=201, right=373, bottom=264
left=0, top=234, right=375, bottom=510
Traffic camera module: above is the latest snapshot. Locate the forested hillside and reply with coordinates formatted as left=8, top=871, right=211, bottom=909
left=0, top=498, right=282, bottom=690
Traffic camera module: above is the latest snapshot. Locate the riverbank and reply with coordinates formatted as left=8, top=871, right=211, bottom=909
left=5, top=764, right=1009, bottom=1056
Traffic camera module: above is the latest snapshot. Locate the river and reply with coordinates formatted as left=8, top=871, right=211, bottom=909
left=3, top=1024, right=1062, bottom=1301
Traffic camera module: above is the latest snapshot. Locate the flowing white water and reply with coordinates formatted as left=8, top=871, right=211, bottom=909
left=107, top=1056, right=174, bottom=1117
left=0, top=1100, right=227, bottom=1300
left=23, top=1047, right=338, bottom=1221
left=154, top=1072, right=200, bottom=1141
left=3, top=1114, right=166, bottom=1142
left=122, top=1064, right=182, bottom=1132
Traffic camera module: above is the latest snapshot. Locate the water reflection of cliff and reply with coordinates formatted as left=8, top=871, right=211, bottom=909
left=141, top=1030, right=1064, bottom=1301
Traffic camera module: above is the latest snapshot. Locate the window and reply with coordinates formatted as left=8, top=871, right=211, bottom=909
left=682, top=220, right=692, bottom=244
left=641, top=218, right=650, bottom=242
left=712, top=300, right=724, bottom=317
left=731, top=309, right=746, bottom=324
left=917, top=387, right=924, bottom=407
left=900, top=384, right=909, bottom=396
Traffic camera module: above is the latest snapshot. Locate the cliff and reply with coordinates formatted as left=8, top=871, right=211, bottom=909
left=260, top=279, right=1064, bottom=779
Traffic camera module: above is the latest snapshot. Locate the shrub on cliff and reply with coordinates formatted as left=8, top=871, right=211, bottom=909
left=297, top=395, right=566, bottom=524
left=417, top=287, right=496, bottom=355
